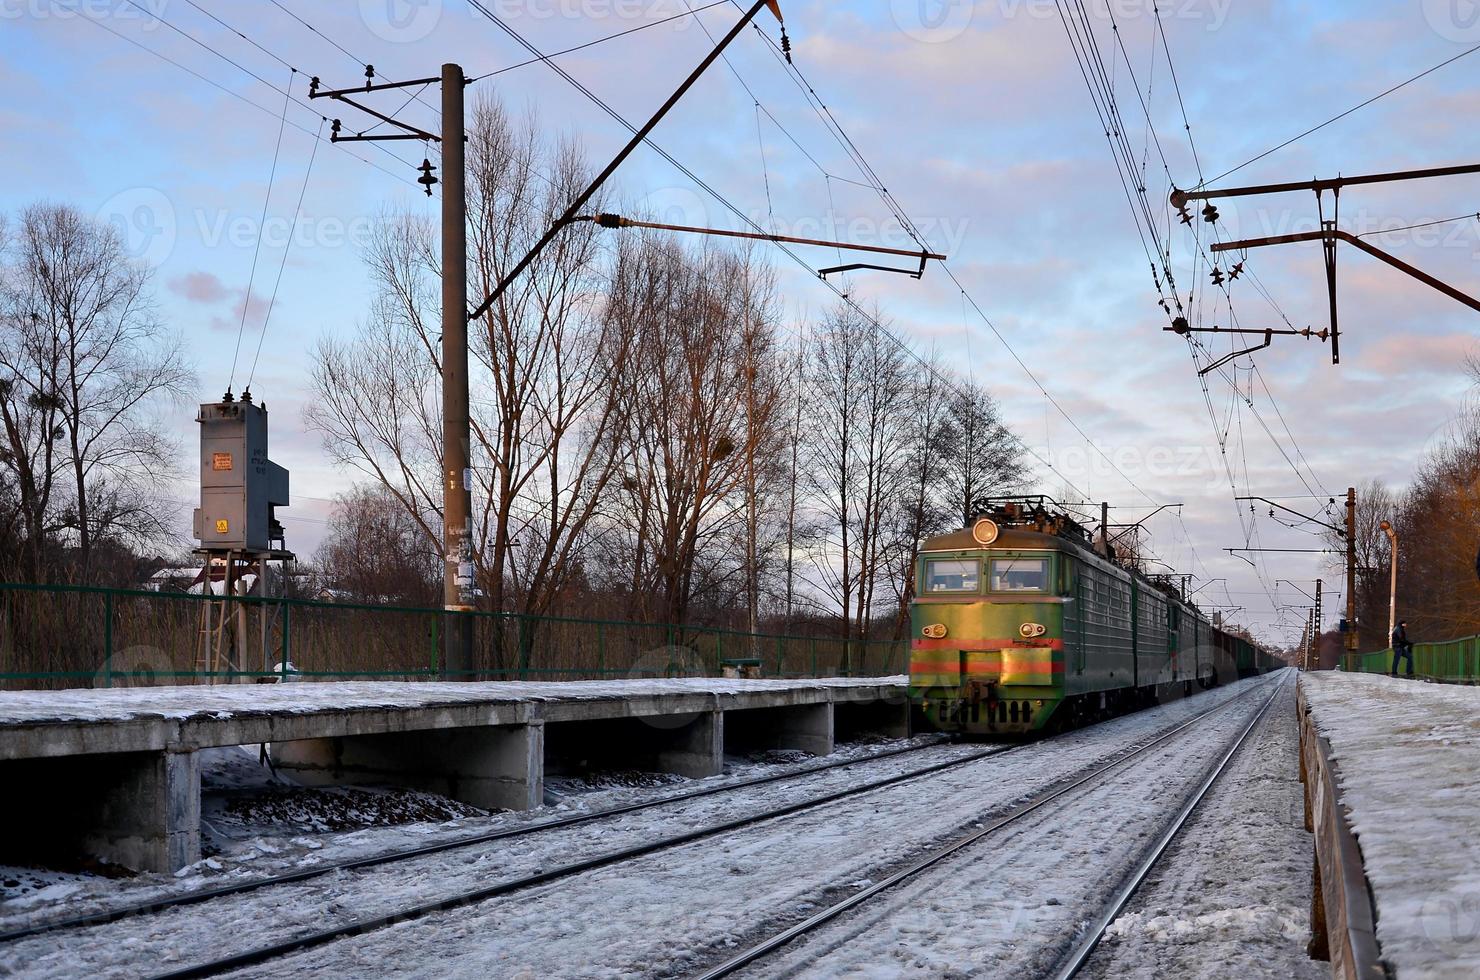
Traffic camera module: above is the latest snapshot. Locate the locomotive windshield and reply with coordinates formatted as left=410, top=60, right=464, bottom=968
left=990, top=557, right=1050, bottom=593
left=924, top=558, right=979, bottom=593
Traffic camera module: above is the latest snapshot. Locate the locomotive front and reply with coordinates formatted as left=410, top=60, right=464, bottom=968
left=909, top=515, right=1068, bottom=735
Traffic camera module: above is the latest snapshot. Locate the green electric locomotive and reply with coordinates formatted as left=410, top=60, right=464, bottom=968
left=909, top=499, right=1274, bottom=735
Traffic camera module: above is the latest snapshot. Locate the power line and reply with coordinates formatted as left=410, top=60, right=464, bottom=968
left=230, top=70, right=296, bottom=391
left=115, top=0, right=431, bottom=177
left=1355, top=211, right=1480, bottom=239
left=265, top=0, right=442, bottom=123
left=473, top=0, right=733, bottom=80
left=1211, top=39, right=1480, bottom=184
left=69, top=1, right=422, bottom=189
left=716, top=4, right=1166, bottom=507
left=464, top=0, right=1103, bottom=504
left=248, top=117, right=326, bottom=390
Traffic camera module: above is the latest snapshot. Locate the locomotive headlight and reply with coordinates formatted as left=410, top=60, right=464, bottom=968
left=971, top=518, right=999, bottom=546
left=1019, top=622, right=1047, bottom=638
left=922, top=623, right=948, bottom=638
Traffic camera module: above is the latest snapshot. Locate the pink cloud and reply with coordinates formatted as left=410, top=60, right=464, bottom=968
left=169, top=271, right=230, bottom=304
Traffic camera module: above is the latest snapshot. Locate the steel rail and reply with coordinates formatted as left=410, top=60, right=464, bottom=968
left=0, top=735, right=958, bottom=943
left=146, top=735, right=1034, bottom=980
left=1049, top=673, right=1289, bottom=979
left=686, top=674, right=1283, bottom=980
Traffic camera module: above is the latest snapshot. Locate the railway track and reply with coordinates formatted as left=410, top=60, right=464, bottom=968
left=1048, top=672, right=1289, bottom=980
left=0, top=734, right=968, bottom=945
left=687, top=673, right=1286, bottom=980
left=141, top=731, right=1031, bottom=980
left=126, top=682, right=1267, bottom=980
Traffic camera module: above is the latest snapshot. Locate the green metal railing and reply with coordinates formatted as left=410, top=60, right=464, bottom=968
left=0, top=581, right=907, bottom=689
left=1341, top=635, right=1480, bottom=684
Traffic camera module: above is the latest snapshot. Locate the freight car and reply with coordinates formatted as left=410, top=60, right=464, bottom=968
left=910, top=498, right=1279, bottom=735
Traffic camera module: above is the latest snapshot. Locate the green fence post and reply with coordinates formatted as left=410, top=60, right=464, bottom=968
left=517, top=615, right=527, bottom=681
left=810, top=638, right=817, bottom=678
left=666, top=622, right=675, bottom=676
left=775, top=635, right=783, bottom=676
left=598, top=620, right=606, bottom=677
left=281, top=604, right=291, bottom=681
left=103, top=589, right=114, bottom=688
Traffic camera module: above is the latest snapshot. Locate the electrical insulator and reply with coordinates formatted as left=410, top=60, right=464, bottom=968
left=1229, top=261, right=1244, bottom=280
left=1202, top=203, right=1220, bottom=223
left=418, top=158, right=438, bottom=197
left=1178, top=205, right=1193, bottom=226
left=1210, top=267, right=1224, bottom=286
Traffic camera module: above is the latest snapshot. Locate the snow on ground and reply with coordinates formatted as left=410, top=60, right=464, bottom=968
left=0, top=676, right=907, bottom=725
left=1301, top=671, right=1480, bottom=980
left=0, top=736, right=940, bottom=934
left=1080, top=679, right=1325, bottom=980
left=727, top=674, right=1289, bottom=979
left=0, top=676, right=1279, bottom=979
left=209, top=678, right=1275, bottom=980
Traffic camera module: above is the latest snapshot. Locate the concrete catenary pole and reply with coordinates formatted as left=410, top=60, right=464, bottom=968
left=1313, top=578, right=1322, bottom=669
left=1345, top=487, right=1358, bottom=652
left=441, top=62, right=474, bottom=678
left=1379, top=519, right=1398, bottom=646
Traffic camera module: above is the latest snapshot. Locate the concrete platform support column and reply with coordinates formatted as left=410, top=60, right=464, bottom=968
left=655, top=709, right=723, bottom=778
left=0, top=749, right=201, bottom=874
left=272, top=722, right=544, bottom=812
left=726, top=703, right=835, bottom=757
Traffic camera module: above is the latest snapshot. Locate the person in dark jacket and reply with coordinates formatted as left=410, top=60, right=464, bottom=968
left=1391, top=621, right=1414, bottom=677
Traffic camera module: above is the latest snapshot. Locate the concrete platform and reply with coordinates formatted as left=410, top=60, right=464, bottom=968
left=0, top=677, right=907, bottom=873
left=1299, top=671, right=1480, bottom=979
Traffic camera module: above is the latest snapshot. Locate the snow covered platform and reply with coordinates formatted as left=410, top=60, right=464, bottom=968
left=0, top=677, right=906, bottom=874
left=1299, top=671, right=1480, bottom=979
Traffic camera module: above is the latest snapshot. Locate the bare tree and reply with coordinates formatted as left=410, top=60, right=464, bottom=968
left=601, top=239, right=785, bottom=628
left=315, top=485, right=442, bottom=605
left=883, top=352, right=953, bottom=639
left=307, top=98, right=631, bottom=628
left=938, top=380, right=1024, bottom=526
left=804, top=302, right=912, bottom=649
left=0, top=203, right=191, bottom=581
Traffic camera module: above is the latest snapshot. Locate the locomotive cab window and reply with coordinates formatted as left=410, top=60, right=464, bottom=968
left=990, top=557, right=1050, bottom=593
left=924, top=559, right=979, bottom=593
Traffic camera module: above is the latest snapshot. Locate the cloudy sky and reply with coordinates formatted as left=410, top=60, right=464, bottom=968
left=4, top=0, right=1479, bottom=644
